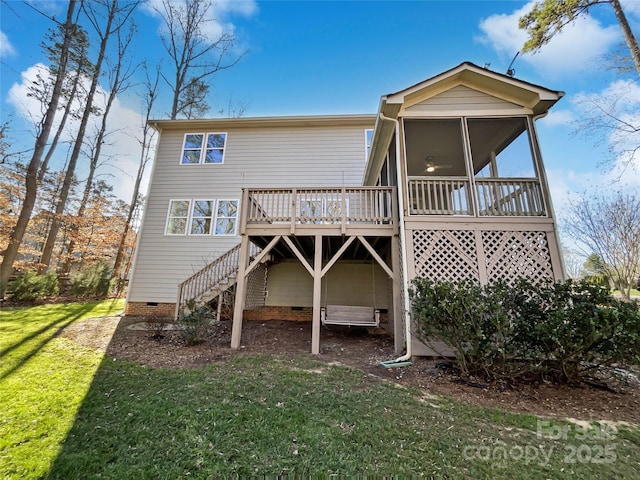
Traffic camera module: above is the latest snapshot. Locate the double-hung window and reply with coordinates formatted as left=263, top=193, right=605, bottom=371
left=190, top=200, right=215, bottom=235
left=165, top=200, right=190, bottom=235
left=214, top=200, right=239, bottom=235
left=181, top=133, right=227, bottom=164
left=165, top=199, right=239, bottom=235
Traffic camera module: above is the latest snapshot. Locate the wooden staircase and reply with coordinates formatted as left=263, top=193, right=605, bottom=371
left=175, top=242, right=261, bottom=318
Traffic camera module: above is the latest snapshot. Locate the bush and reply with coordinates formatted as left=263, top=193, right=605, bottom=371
left=176, top=299, right=216, bottom=345
left=70, top=262, right=113, bottom=298
left=411, top=278, right=640, bottom=383
left=9, top=270, right=59, bottom=302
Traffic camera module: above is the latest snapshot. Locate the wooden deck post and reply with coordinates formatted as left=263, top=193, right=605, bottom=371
left=231, top=235, right=250, bottom=349
left=312, top=234, right=323, bottom=354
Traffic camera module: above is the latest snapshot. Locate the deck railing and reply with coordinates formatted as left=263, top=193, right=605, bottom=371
left=408, top=176, right=472, bottom=215
left=408, top=177, right=546, bottom=217
left=243, top=187, right=395, bottom=227
left=176, top=242, right=260, bottom=316
left=475, top=178, right=546, bottom=216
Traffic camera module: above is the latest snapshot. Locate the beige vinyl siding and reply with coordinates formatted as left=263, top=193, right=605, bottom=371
left=265, top=260, right=389, bottom=308
left=128, top=121, right=374, bottom=304
left=404, top=85, right=523, bottom=114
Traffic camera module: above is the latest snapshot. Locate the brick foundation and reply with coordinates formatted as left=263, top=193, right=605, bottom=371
left=125, top=301, right=176, bottom=317
left=243, top=306, right=390, bottom=324
left=125, top=302, right=389, bottom=325
left=243, top=306, right=312, bottom=322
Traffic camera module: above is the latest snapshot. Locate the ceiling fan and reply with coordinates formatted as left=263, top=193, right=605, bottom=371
left=423, top=156, right=454, bottom=174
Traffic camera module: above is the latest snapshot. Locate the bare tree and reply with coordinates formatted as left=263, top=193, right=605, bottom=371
left=112, top=63, right=160, bottom=289
left=154, top=0, right=244, bottom=119
left=39, top=0, right=139, bottom=269
left=571, top=79, right=640, bottom=173
left=0, top=0, right=78, bottom=295
left=564, top=191, right=640, bottom=300
left=38, top=31, right=92, bottom=182
left=61, top=21, right=137, bottom=275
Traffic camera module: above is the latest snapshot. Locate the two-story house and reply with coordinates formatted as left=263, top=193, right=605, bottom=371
left=125, top=63, right=565, bottom=358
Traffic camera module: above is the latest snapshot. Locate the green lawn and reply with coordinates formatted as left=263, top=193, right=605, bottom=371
left=1, top=301, right=639, bottom=478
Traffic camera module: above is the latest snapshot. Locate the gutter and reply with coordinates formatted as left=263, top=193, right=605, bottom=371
left=378, top=109, right=413, bottom=367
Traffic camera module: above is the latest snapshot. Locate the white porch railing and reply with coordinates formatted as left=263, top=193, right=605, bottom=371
left=408, top=177, right=546, bottom=217
left=408, top=177, right=472, bottom=215
left=475, top=178, right=546, bottom=216
left=244, top=187, right=395, bottom=226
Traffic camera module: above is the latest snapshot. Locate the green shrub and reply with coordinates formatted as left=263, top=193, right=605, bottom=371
left=411, top=278, right=640, bottom=383
left=70, top=262, right=113, bottom=298
left=9, top=270, right=59, bottom=302
left=176, top=299, right=215, bottom=345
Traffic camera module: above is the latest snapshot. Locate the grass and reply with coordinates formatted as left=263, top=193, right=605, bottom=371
left=2, top=301, right=640, bottom=478
left=0, top=299, right=124, bottom=479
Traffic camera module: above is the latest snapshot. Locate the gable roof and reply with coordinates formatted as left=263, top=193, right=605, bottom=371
left=364, top=62, right=565, bottom=185
left=381, top=62, right=564, bottom=117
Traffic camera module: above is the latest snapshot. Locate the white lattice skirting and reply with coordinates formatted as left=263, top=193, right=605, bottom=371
left=411, top=229, right=555, bottom=284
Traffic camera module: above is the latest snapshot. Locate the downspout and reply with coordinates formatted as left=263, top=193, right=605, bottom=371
left=532, top=112, right=566, bottom=280
left=379, top=110, right=412, bottom=365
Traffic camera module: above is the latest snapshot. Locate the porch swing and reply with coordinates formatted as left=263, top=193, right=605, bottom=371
left=320, top=259, right=381, bottom=328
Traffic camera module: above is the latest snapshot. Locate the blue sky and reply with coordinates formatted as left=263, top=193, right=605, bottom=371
left=1, top=0, right=639, bottom=233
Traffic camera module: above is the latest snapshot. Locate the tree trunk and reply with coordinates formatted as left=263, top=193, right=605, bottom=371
left=61, top=30, right=130, bottom=275
left=610, top=0, right=640, bottom=77
left=39, top=0, right=119, bottom=269
left=0, top=0, right=77, bottom=295
left=38, top=57, right=87, bottom=182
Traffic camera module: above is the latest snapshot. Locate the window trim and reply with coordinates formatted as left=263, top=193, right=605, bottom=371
left=189, top=199, right=215, bottom=236
left=164, top=198, right=240, bottom=236
left=164, top=199, right=191, bottom=235
left=179, top=132, right=228, bottom=165
left=213, top=199, right=240, bottom=236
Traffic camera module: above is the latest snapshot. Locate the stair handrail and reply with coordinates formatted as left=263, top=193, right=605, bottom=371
left=176, top=242, right=260, bottom=317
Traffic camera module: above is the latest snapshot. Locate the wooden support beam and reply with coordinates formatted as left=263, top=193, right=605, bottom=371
left=312, top=234, right=322, bottom=355
left=356, top=235, right=394, bottom=278
left=231, top=235, right=250, bottom=349
left=283, top=235, right=314, bottom=277
left=321, top=236, right=356, bottom=277
left=239, top=189, right=249, bottom=235
left=246, top=236, right=281, bottom=275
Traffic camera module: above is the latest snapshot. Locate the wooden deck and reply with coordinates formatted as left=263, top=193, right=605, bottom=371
left=240, top=186, right=397, bottom=236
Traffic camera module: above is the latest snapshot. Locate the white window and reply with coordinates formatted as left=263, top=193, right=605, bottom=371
left=190, top=200, right=215, bottom=235
left=165, top=200, right=191, bottom=235
left=365, top=129, right=374, bottom=159
left=180, top=132, right=227, bottom=165
left=214, top=200, right=239, bottom=235
left=165, top=198, right=239, bottom=236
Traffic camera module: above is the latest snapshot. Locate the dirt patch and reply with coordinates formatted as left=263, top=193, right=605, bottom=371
left=59, top=315, right=640, bottom=424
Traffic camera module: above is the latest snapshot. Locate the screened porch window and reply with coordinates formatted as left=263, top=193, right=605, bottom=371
left=404, top=119, right=467, bottom=176
left=467, top=117, right=536, bottom=178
